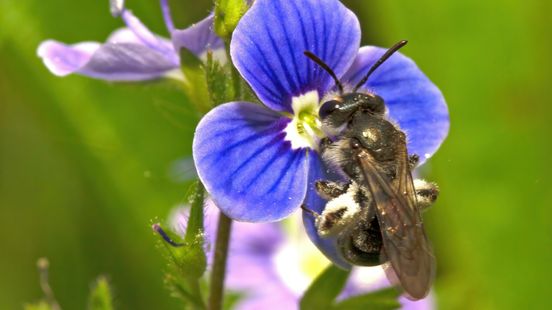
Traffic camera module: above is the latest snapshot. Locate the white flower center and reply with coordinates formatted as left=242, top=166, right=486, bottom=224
left=284, top=91, right=324, bottom=150
left=273, top=213, right=330, bottom=295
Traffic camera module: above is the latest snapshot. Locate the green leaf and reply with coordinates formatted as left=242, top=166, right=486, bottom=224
left=300, top=265, right=351, bottom=310
left=214, top=0, right=249, bottom=41
left=87, top=276, right=115, bottom=310
left=222, top=291, right=244, bottom=310
left=332, top=288, right=401, bottom=310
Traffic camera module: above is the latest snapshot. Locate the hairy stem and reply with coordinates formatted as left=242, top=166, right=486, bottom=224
left=207, top=213, right=233, bottom=310
left=226, top=46, right=242, bottom=100
left=185, top=182, right=205, bottom=244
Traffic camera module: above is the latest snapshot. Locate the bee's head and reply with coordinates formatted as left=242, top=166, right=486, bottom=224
left=304, top=39, right=407, bottom=133
left=318, top=92, right=385, bottom=128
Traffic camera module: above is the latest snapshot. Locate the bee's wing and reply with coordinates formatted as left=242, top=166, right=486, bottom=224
left=354, top=143, right=435, bottom=300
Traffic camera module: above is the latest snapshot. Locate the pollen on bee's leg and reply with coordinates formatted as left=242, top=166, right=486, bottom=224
left=413, top=179, right=439, bottom=211
left=315, top=180, right=349, bottom=200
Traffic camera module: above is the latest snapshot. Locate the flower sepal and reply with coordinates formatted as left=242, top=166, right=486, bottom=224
left=152, top=182, right=207, bottom=308
left=204, top=51, right=239, bottom=107
left=179, top=48, right=212, bottom=114
left=179, top=48, right=238, bottom=114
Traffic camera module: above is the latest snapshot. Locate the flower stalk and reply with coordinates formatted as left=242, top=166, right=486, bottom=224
left=37, top=258, right=61, bottom=310
left=208, top=213, right=233, bottom=310
left=226, top=46, right=242, bottom=101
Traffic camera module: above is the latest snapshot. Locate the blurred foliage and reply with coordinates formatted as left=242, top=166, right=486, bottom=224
left=24, top=301, right=52, bottom=310
left=87, top=276, right=115, bottom=310
left=300, top=265, right=350, bottom=310
left=1, top=0, right=551, bottom=309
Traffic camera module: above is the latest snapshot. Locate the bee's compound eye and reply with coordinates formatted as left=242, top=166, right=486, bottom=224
left=319, top=100, right=340, bottom=120
left=350, top=138, right=362, bottom=149
left=372, top=95, right=386, bottom=114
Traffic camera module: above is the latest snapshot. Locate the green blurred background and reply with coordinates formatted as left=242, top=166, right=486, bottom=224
left=1, top=0, right=551, bottom=309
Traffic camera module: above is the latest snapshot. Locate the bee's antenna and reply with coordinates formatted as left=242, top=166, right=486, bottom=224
left=304, top=51, right=344, bottom=94
left=353, top=40, right=408, bottom=92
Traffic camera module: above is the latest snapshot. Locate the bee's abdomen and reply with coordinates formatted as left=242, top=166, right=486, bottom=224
left=338, top=217, right=384, bottom=266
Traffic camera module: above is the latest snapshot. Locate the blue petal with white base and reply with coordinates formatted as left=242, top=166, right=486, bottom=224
left=193, top=102, right=309, bottom=222
left=342, top=46, right=449, bottom=163
left=230, top=0, right=361, bottom=113
left=302, top=150, right=351, bottom=269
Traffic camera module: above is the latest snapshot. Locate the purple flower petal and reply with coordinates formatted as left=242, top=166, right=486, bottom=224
left=38, top=40, right=179, bottom=81
left=230, top=0, right=361, bottom=113
left=302, top=150, right=351, bottom=270
left=172, top=14, right=224, bottom=58
left=193, top=102, right=309, bottom=222
left=400, top=293, right=435, bottom=310
left=106, top=28, right=149, bottom=45
left=235, top=285, right=298, bottom=310
left=342, top=47, right=449, bottom=163
left=120, top=10, right=178, bottom=64
left=226, top=219, right=284, bottom=290
left=159, top=0, right=175, bottom=33
left=37, top=40, right=100, bottom=76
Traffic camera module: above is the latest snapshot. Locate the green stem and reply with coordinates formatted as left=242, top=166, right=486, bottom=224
left=207, top=213, right=233, bottom=310
left=186, top=182, right=206, bottom=309
left=207, top=9, right=242, bottom=309
left=226, top=46, right=242, bottom=100
left=191, top=281, right=206, bottom=310
left=185, top=182, right=205, bottom=244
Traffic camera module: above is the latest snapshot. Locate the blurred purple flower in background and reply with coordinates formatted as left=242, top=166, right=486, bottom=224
left=170, top=202, right=434, bottom=309
left=37, top=0, right=224, bottom=81
left=192, top=0, right=448, bottom=266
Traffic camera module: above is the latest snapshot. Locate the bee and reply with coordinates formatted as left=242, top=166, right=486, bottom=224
left=302, top=41, right=440, bottom=300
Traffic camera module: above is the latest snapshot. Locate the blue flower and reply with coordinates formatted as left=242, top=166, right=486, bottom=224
left=193, top=0, right=449, bottom=267
left=37, top=0, right=224, bottom=81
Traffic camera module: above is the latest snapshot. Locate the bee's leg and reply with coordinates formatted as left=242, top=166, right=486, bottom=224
left=409, top=154, right=420, bottom=171
left=315, top=180, right=351, bottom=200
left=338, top=217, right=382, bottom=266
left=319, top=137, right=333, bottom=154
left=414, top=179, right=439, bottom=210
left=300, top=204, right=320, bottom=218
